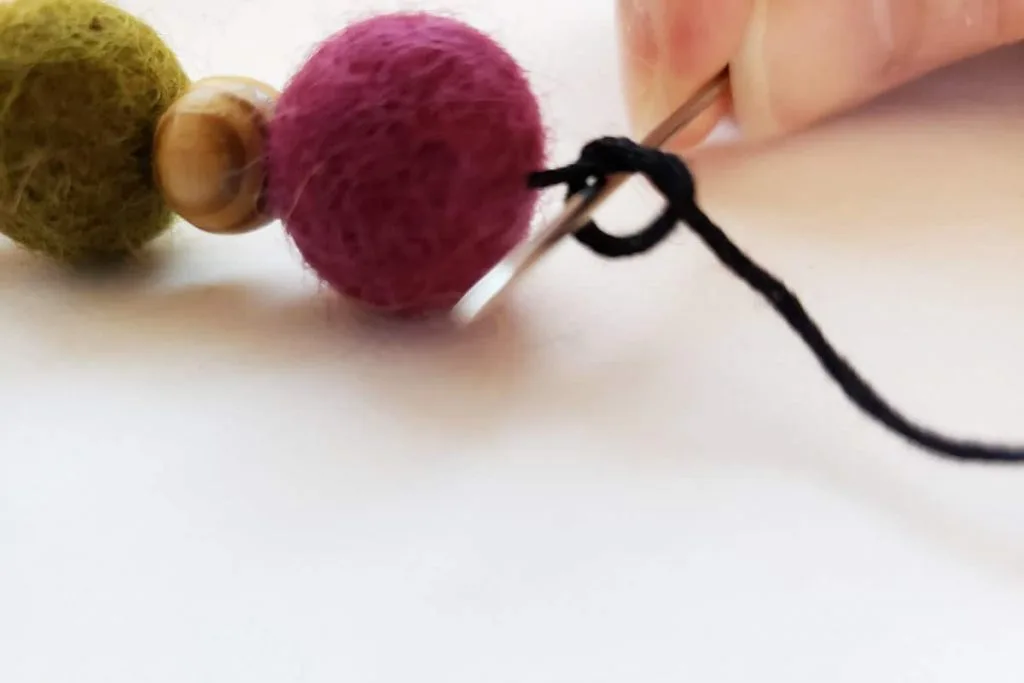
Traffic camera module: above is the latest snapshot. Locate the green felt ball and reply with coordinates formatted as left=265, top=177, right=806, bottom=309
left=0, top=0, right=189, bottom=263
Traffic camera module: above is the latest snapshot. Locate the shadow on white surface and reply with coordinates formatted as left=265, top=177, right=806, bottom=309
left=0, top=233, right=640, bottom=444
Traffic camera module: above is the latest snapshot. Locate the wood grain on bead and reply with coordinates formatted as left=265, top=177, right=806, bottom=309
left=154, top=76, right=278, bottom=234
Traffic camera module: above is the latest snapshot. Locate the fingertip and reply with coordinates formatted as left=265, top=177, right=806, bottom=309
left=615, top=0, right=751, bottom=149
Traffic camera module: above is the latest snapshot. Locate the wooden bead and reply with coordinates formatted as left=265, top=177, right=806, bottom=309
left=153, top=76, right=278, bottom=234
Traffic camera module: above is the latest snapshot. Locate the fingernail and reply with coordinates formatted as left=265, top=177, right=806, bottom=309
left=729, top=0, right=779, bottom=137
left=616, top=0, right=662, bottom=136
left=619, top=0, right=659, bottom=67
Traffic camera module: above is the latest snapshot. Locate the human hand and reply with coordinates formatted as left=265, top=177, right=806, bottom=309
left=616, top=0, right=1024, bottom=149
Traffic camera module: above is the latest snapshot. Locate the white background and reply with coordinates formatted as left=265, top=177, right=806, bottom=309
left=3, top=0, right=1024, bottom=681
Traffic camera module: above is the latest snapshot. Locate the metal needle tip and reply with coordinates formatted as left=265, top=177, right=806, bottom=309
left=451, top=70, right=729, bottom=327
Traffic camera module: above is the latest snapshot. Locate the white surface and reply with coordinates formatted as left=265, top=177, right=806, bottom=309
left=4, top=1, right=1024, bottom=682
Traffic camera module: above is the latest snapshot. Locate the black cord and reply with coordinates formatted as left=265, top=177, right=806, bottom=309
left=528, top=136, right=1024, bottom=463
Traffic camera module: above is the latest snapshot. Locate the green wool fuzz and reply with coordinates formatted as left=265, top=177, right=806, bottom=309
left=0, top=0, right=189, bottom=264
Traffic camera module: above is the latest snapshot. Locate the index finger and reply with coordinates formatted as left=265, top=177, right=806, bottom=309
left=615, top=0, right=751, bottom=149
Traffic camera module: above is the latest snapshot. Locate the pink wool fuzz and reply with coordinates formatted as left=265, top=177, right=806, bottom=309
left=267, top=13, right=546, bottom=315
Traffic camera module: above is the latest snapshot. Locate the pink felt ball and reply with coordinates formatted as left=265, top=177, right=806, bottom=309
left=267, top=13, right=546, bottom=315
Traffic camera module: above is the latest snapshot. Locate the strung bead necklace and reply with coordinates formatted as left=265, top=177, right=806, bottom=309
left=0, top=0, right=1020, bottom=463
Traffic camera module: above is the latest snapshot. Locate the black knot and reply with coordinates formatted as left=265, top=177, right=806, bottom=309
left=528, top=137, right=695, bottom=258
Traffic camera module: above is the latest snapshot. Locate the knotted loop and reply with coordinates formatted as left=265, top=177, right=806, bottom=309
left=528, top=136, right=695, bottom=257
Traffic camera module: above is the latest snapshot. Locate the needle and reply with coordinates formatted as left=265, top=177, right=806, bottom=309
left=451, top=69, right=730, bottom=326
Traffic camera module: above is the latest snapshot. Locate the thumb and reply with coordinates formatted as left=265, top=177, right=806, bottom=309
left=616, top=0, right=1024, bottom=146
left=732, top=0, right=1024, bottom=138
